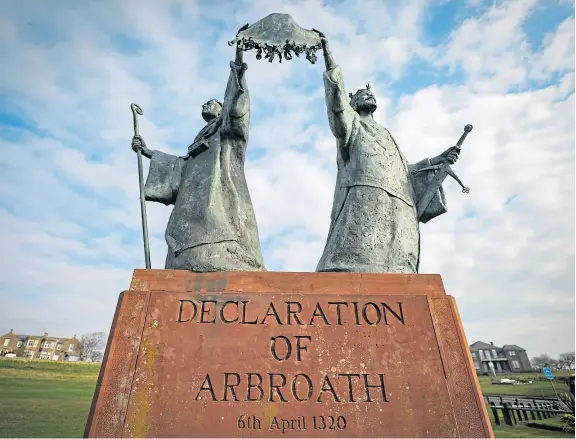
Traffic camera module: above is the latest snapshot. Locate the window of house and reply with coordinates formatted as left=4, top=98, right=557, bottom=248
left=479, top=350, right=485, bottom=360
left=3, top=339, right=9, bottom=347
left=39, top=352, right=52, bottom=360
left=57, top=344, right=62, bottom=351
left=474, top=362, right=480, bottom=370
left=512, top=360, right=520, bottom=369
left=24, top=350, right=33, bottom=358
left=68, top=344, right=75, bottom=352
left=492, top=349, right=497, bottom=358
left=16, top=341, right=23, bottom=347
left=485, top=350, right=491, bottom=359
left=471, top=352, right=476, bottom=358
left=43, top=342, right=55, bottom=349
left=509, top=351, right=516, bottom=356
left=27, top=340, right=34, bottom=347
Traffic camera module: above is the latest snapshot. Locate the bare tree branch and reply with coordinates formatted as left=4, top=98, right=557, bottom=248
left=558, top=352, right=576, bottom=370
left=78, top=332, right=107, bottom=362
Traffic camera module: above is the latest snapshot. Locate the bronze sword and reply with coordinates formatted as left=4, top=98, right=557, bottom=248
left=416, top=124, right=473, bottom=220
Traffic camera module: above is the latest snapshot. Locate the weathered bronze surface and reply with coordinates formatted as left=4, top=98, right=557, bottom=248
left=85, top=271, right=493, bottom=438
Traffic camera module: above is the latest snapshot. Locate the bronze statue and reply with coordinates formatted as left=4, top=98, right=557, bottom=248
left=131, top=27, right=265, bottom=273
left=313, top=29, right=470, bottom=273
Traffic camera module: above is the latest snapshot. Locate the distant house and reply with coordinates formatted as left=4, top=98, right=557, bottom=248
left=469, top=341, right=532, bottom=374
left=0, top=329, right=81, bottom=361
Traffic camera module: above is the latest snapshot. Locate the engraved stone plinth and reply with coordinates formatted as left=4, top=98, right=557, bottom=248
left=84, top=270, right=493, bottom=438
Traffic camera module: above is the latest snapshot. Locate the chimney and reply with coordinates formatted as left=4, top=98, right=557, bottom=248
left=43, top=332, right=48, bottom=337
left=490, top=342, right=494, bottom=345
left=9, top=329, right=13, bottom=333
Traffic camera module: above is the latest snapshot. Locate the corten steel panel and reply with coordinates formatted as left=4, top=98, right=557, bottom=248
left=122, top=292, right=456, bottom=438
left=85, top=271, right=492, bottom=438
left=428, top=297, right=494, bottom=438
left=84, top=291, right=151, bottom=438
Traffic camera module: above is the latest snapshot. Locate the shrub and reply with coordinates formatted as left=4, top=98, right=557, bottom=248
left=557, top=392, right=575, bottom=433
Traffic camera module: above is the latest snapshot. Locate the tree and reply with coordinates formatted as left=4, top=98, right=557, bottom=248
left=91, top=350, right=104, bottom=363
left=531, top=354, right=558, bottom=369
left=558, top=352, right=576, bottom=371
left=78, top=332, right=107, bottom=362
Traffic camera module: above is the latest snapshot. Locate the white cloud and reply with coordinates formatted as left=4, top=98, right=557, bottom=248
left=531, top=16, right=575, bottom=81
left=0, top=0, right=573, bottom=358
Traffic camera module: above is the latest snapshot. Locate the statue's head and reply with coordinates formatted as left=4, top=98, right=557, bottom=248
left=349, top=84, right=377, bottom=115
left=201, top=99, right=223, bottom=122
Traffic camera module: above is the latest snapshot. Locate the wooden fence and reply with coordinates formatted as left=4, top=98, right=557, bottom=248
left=484, top=394, right=558, bottom=404
left=487, top=398, right=572, bottom=426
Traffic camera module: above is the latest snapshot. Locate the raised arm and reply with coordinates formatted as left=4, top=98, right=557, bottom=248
left=314, top=31, right=354, bottom=141
left=315, top=29, right=337, bottom=71
left=221, top=35, right=250, bottom=140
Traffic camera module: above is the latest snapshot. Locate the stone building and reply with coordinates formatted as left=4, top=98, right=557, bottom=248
left=469, top=341, right=532, bottom=374
left=0, top=329, right=81, bottom=361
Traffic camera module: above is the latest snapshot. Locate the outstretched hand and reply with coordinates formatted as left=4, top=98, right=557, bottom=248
left=312, top=28, right=327, bottom=46
left=236, top=23, right=249, bottom=36
left=312, top=28, right=325, bottom=38
left=234, top=23, right=249, bottom=64
left=312, top=28, right=335, bottom=70
left=312, top=28, right=330, bottom=55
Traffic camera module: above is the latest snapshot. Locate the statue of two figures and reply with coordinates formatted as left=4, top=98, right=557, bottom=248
left=130, top=14, right=472, bottom=275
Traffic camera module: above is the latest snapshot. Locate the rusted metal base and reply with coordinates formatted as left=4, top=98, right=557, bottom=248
left=84, top=270, right=493, bottom=438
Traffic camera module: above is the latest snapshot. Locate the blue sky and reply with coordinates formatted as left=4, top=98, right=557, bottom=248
left=0, top=0, right=574, bottom=358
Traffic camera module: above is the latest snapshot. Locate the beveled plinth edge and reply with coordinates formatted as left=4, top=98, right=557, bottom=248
left=84, top=291, right=151, bottom=438
left=129, top=269, right=447, bottom=296
left=429, top=296, right=494, bottom=438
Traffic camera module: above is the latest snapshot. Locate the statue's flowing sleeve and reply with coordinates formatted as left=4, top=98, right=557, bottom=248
left=323, top=65, right=355, bottom=145
left=221, top=61, right=250, bottom=144
left=409, top=159, right=447, bottom=224
left=143, top=150, right=185, bottom=206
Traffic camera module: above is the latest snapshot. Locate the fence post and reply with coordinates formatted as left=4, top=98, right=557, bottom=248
left=490, top=402, right=500, bottom=426
left=502, top=403, right=512, bottom=425
left=502, top=402, right=513, bottom=426
left=537, top=403, right=545, bottom=418
left=512, top=402, right=519, bottom=423
left=526, top=403, right=536, bottom=421
left=519, top=403, right=529, bottom=421
left=533, top=400, right=543, bottom=420
left=540, top=403, right=549, bottom=419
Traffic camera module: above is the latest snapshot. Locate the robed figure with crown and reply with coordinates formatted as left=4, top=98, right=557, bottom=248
left=314, top=31, right=462, bottom=274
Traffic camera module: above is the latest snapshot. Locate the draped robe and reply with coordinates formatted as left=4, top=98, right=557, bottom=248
left=316, top=66, right=447, bottom=274
left=142, top=61, right=265, bottom=272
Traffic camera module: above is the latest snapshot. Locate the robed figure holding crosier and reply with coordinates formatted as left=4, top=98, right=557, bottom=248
left=314, top=31, right=461, bottom=274
left=131, top=34, right=265, bottom=273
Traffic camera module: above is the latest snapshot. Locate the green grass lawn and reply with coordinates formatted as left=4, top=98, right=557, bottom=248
left=491, top=424, right=572, bottom=438
left=0, top=360, right=573, bottom=438
left=479, top=371, right=573, bottom=398
left=0, top=359, right=99, bottom=437
left=485, top=400, right=573, bottom=438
